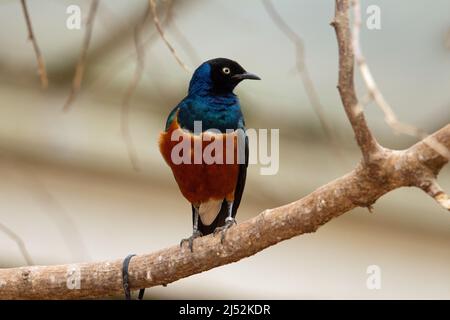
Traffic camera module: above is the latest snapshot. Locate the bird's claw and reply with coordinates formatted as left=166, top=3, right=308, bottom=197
left=213, top=218, right=236, bottom=244
left=180, top=230, right=203, bottom=252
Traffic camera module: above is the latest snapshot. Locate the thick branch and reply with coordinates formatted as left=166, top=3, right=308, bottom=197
left=0, top=125, right=448, bottom=299
left=331, top=0, right=381, bottom=161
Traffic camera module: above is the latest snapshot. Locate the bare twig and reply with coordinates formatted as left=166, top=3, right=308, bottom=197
left=262, top=0, right=343, bottom=158
left=445, top=27, right=450, bottom=50
left=0, top=124, right=448, bottom=299
left=420, top=179, right=450, bottom=211
left=63, top=0, right=100, bottom=112
left=351, top=0, right=449, bottom=160
left=0, top=222, right=34, bottom=266
left=20, top=0, right=48, bottom=89
left=149, top=0, right=190, bottom=72
left=120, top=6, right=153, bottom=171
left=85, top=0, right=175, bottom=92
left=121, top=0, right=198, bottom=170
left=337, top=0, right=450, bottom=205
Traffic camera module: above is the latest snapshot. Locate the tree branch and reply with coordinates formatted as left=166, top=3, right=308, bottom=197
left=20, top=0, right=48, bottom=89
left=420, top=180, right=450, bottom=211
left=1, top=0, right=448, bottom=299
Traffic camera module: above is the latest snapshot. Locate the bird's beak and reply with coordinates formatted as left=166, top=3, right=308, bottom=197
left=232, top=72, right=261, bottom=81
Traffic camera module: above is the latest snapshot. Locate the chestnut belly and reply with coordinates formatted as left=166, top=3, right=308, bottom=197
left=159, top=123, right=240, bottom=205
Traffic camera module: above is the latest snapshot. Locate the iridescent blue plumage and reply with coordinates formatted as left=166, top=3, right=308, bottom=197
left=166, top=62, right=245, bottom=133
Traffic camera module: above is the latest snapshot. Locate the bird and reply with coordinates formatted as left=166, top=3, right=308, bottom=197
left=159, top=58, right=260, bottom=251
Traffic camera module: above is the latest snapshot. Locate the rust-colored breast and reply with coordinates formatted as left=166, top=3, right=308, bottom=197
left=159, top=117, right=240, bottom=205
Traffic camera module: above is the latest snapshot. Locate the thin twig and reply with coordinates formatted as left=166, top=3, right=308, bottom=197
left=0, top=222, right=34, bottom=266
left=120, top=5, right=153, bottom=171
left=0, top=124, right=448, bottom=299
left=351, top=0, right=449, bottom=160
left=94, top=0, right=133, bottom=34
left=4, top=154, right=91, bottom=262
left=262, top=0, right=343, bottom=159
left=85, top=0, right=174, bottom=92
left=63, top=0, right=100, bottom=112
left=445, top=27, right=450, bottom=51
left=0, top=1, right=449, bottom=299
left=20, top=0, right=48, bottom=89
left=149, top=0, right=190, bottom=72
left=168, top=18, right=201, bottom=65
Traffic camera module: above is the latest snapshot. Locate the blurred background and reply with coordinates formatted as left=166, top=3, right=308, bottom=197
left=0, top=0, right=449, bottom=299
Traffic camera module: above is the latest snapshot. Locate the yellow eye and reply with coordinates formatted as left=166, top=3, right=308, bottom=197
left=222, top=67, right=231, bottom=74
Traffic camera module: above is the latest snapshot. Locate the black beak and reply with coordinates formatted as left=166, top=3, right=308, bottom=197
left=232, top=72, right=261, bottom=81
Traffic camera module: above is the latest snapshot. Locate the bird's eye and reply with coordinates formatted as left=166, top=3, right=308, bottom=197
left=222, top=67, right=231, bottom=75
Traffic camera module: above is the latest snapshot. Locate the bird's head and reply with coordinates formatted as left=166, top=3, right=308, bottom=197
left=188, top=58, right=260, bottom=96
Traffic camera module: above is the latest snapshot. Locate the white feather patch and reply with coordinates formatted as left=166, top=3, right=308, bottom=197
left=199, top=199, right=223, bottom=226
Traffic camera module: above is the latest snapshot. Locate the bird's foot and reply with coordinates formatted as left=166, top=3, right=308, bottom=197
left=213, top=217, right=237, bottom=244
left=180, top=230, right=203, bottom=252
